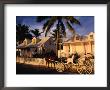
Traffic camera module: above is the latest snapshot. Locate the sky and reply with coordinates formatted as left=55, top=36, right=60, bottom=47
left=16, top=16, right=94, bottom=38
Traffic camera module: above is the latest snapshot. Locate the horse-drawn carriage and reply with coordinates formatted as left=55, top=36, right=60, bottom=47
left=45, top=53, right=94, bottom=74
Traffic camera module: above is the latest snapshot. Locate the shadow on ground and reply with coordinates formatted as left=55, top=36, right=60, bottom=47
left=16, top=63, right=73, bottom=74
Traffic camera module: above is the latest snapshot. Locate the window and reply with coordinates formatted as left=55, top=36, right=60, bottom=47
left=90, top=35, right=93, bottom=39
left=76, top=36, right=79, bottom=40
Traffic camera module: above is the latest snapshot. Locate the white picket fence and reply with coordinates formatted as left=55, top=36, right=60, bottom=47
left=16, top=57, right=47, bottom=66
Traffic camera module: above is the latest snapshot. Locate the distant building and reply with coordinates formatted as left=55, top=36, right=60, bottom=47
left=16, top=38, right=32, bottom=57
left=58, top=32, right=94, bottom=58
left=16, top=37, right=56, bottom=57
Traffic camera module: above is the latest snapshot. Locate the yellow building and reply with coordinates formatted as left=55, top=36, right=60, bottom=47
left=58, top=32, right=94, bottom=58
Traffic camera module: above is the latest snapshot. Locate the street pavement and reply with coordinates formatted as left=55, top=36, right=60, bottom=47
left=16, top=63, right=73, bottom=74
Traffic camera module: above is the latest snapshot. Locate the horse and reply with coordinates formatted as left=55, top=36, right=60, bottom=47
left=45, top=56, right=58, bottom=68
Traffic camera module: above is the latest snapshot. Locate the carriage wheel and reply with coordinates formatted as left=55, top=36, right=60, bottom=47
left=55, top=62, right=65, bottom=72
left=84, top=60, right=94, bottom=74
left=85, top=66, right=93, bottom=74
left=68, top=62, right=73, bottom=68
left=67, top=62, right=73, bottom=71
left=64, top=64, right=68, bottom=70
left=77, top=66, right=84, bottom=74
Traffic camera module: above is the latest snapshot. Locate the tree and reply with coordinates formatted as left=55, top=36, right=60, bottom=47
left=51, top=28, right=63, bottom=51
left=30, top=29, right=41, bottom=38
left=36, top=16, right=81, bottom=56
left=16, top=24, right=32, bottom=44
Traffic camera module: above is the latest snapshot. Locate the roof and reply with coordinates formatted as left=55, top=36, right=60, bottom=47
left=88, top=32, right=94, bottom=35
left=35, top=37, right=50, bottom=47
left=26, top=42, right=35, bottom=48
left=16, top=43, right=26, bottom=49
left=26, top=38, right=41, bottom=48
left=16, top=38, right=31, bottom=49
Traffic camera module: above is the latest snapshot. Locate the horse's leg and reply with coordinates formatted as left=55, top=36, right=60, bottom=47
left=46, top=61, right=49, bottom=67
left=51, top=62, right=52, bottom=67
left=47, top=62, right=49, bottom=67
left=52, top=62, right=54, bottom=68
left=54, top=62, right=55, bottom=68
left=48, top=62, right=49, bottom=67
left=46, top=61, right=47, bottom=66
left=23, top=57, right=25, bottom=64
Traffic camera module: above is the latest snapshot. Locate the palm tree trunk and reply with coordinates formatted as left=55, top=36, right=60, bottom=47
left=56, top=30, right=58, bottom=57
left=56, top=20, right=60, bottom=57
left=55, top=18, right=64, bottom=58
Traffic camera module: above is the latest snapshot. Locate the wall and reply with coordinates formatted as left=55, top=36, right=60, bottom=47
left=59, top=41, right=94, bottom=57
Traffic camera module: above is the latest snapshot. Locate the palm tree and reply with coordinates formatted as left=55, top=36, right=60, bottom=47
left=51, top=28, right=62, bottom=42
left=51, top=28, right=63, bottom=56
left=30, top=29, right=41, bottom=38
left=36, top=16, right=81, bottom=56
left=16, top=24, right=32, bottom=44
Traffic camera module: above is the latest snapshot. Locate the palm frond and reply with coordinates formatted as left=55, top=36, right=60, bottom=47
left=45, top=16, right=57, bottom=36
left=66, top=21, right=75, bottom=34
left=30, top=29, right=40, bottom=37
left=42, top=20, right=50, bottom=32
left=60, top=21, right=66, bottom=37
left=64, top=16, right=81, bottom=25
left=69, top=16, right=81, bottom=25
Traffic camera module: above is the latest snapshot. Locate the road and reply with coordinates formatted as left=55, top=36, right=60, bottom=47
left=16, top=63, right=73, bottom=74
